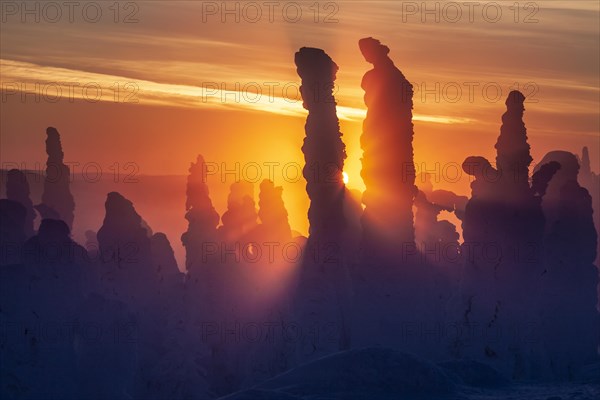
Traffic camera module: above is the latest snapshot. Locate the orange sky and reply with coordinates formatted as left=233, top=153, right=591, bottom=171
left=1, top=1, right=599, bottom=258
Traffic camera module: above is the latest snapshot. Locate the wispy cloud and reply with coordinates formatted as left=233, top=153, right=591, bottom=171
left=1, top=59, right=471, bottom=124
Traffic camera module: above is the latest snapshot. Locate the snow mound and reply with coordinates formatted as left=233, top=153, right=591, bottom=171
left=221, top=347, right=458, bottom=400
left=438, top=360, right=510, bottom=388
left=220, top=389, right=301, bottom=400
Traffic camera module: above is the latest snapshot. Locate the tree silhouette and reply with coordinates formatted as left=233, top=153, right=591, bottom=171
left=535, top=150, right=598, bottom=378
left=0, top=199, right=27, bottom=265
left=38, top=127, right=75, bottom=230
left=151, top=232, right=180, bottom=279
left=256, top=179, right=292, bottom=242
left=96, top=192, right=153, bottom=301
left=358, top=37, right=417, bottom=257
left=6, top=169, right=35, bottom=238
left=495, top=91, right=533, bottom=202
left=578, top=146, right=600, bottom=270
left=458, top=93, right=552, bottom=376
left=181, top=154, right=220, bottom=271
left=295, top=47, right=347, bottom=249
left=23, top=218, right=87, bottom=268
left=218, top=181, right=257, bottom=244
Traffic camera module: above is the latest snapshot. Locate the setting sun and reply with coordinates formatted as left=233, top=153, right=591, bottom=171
left=343, top=171, right=349, bottom=185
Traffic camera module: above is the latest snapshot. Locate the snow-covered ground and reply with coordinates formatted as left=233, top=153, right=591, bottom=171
left=220, top=348, right=600, bottom=400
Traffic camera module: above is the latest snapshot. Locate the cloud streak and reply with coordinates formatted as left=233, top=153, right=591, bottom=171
left=0, top=59, right=473, bottom=124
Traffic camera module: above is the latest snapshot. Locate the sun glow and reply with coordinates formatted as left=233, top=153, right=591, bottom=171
left=342, top=171, right=349, bottom=184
